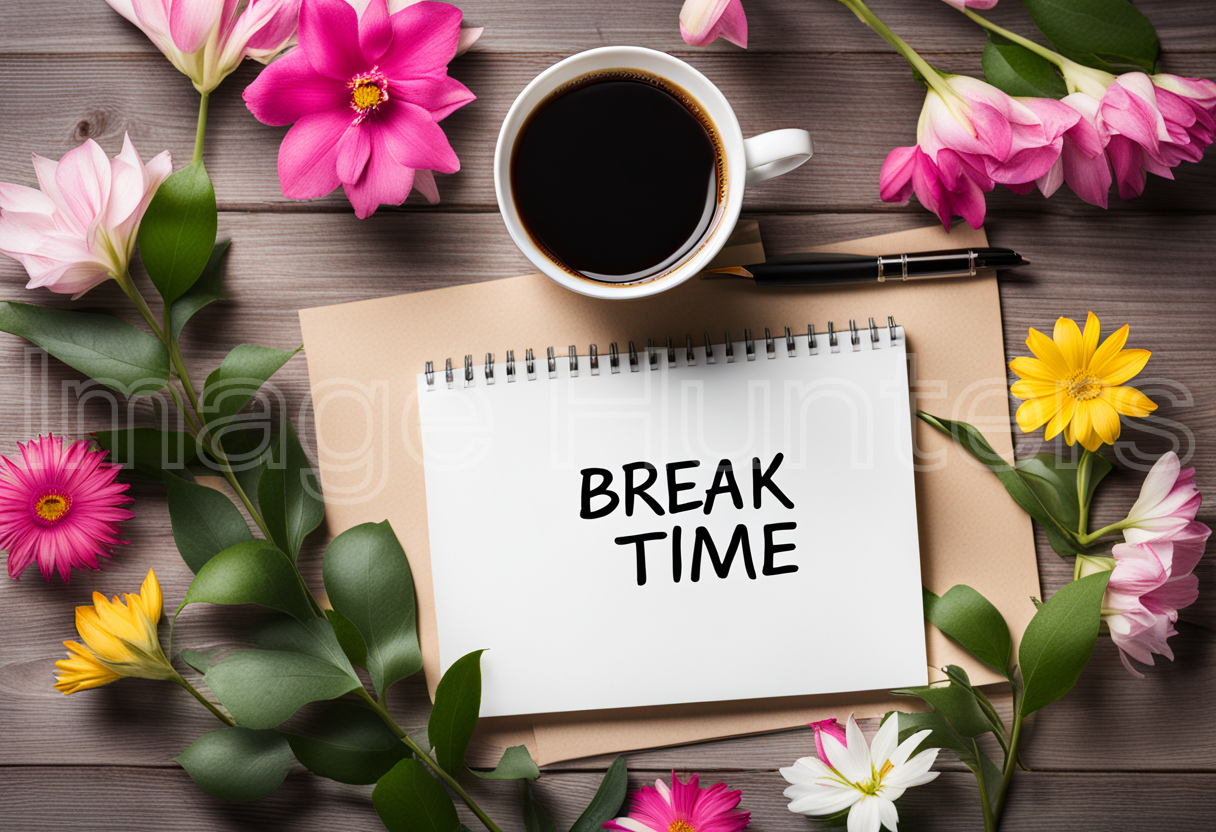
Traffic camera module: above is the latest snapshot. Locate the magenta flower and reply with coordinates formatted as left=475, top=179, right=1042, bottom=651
left=1009, top=92, right=1111, bottom=208
left=604, top=773, right=750, bottom=832
left=809, top=718, right=847, bottom=763
left=243, top=0, right=475, bottom=218
left=880, top=74, right=1078, bottom=228
left=0, top=135, right=171, bottom=298
left=680, top=0, right=747, bottom=48
left=0, top=436, right=133, bottom=583
left=1121, top=452, right=1205, bottom=544
left=941, top=0, right=998, bottom=8
left=104, top=0, right=301, bottom=93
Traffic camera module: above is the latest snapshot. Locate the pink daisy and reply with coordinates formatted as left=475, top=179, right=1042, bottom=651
left=0, top=435, right=133, bottom=582
left=605, top=773, right=750, bottom=832
left=242, top=0, right=475, bottom=218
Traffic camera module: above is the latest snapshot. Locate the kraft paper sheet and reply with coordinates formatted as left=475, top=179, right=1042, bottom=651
left=298, top=222, right=1039, bottom=766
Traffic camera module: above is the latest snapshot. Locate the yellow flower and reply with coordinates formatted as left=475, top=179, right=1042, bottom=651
left=54, top=569, right=178, bottom=694
left=1009, top=313, right=1156, bottom=452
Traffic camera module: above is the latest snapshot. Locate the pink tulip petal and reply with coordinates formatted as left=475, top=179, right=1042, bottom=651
left=129, top=0, right=171, bottom=38
left=54, top=140, right=112, bottom=249
left=455, top=25, right=482, bottom=57
left=170, top=0, right=225, bottom=53
left=680, top=0, right=747, bottom=48
left=412, top=168, right=441, bottom=203
left=380, top=1, right=463, bottom=80
left=374, top=98, right=459, bottom=172
left=243, top=49, right=348, bottom=126
left=359, top=0, right=393, bottom=62
left=342, top=142, right=416, bottom=218
left=1107, top=135, right=1147, bottom=199
left=244, top=0, right=303, bottom=52
left=1060, top=140, right=1111, bottom=207
left=336, top=124, right=373, bottom=184
left=879, top=146, right=917, bottom=204
left=0, top=182, right=56, bottom=217
left=299, top=0, right=365, bottom=80
left=392, top=73, right=475, bottom=121
left=277, top=109, right=351, bottom=199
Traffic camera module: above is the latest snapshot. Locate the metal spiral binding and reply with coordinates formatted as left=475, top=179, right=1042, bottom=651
left=423, top=316, right=900, bottom=389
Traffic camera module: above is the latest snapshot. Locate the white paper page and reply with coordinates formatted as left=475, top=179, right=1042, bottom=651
left=417, top=328, right=927, bottom=717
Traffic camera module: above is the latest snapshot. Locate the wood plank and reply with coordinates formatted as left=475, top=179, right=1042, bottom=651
left=0, top=767, right=1212, bottom=831
left=0, top=211, right=1212, bottom=773
left=3, top=53, right=1216, bottom=214
left=5, top=0, right=1214, bottom=56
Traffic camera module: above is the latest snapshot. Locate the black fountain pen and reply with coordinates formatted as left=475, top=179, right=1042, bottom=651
left=707, top=247, right=1029, bottom=286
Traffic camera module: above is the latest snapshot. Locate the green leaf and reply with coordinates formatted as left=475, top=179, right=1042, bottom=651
left=893, top=681, right=994, bottom=739
left=570, top=756, right=630, bottom=832
left=917, top=412, right=1083, bottom=556
left=942, top=664, right=1009, bottom=739
left=205, top=425, right=269, bottom=510
left=179, top=647, right=221, bottom=675
left=200, top=344, right=298, bottom=427
left=176, top=727, right=294, bottom=802
left=982, top=32, right=1067, bottom=98
left=428, top=650, right=483, bottom=774
left=1018, top=572, right=1111, bottom=715
left=204, top=648, right=361, bottom=729
left=322, top=521, right=421, bottom=696
left=138, top=160, right=218, bottom=304
left=284, top=701, right=408, bottom=785
left=170, top=239, right=230, bottom=340
left=326, top=608, right=369, bottom=668
left=93, top=428, right=200, bottom=478
left=255, top=616, right=357, bottom=677
left=373, top=758, right=460, bottom=832
left=180, top=540, right=315, bottom=622
left=258, top=416, right=324, bottom=562
left=1021, top=0, right=1159, bottom=72
left=923, top=585, right=1013, bottom=676
left=0, top=302, right=169, bottom=395
left=895, top=710, right=976, bottom=766
left=472, top=745, right=540, bottom=781
left=164, top=473, right=252, bottom=573
left=523, top=782, right=558, bottom=832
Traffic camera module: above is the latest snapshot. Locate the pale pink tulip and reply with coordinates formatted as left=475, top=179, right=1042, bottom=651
left=1100, top=534, right=1206, bottom=677
left=680, top=0, right=747, bottom=48
left=1010, top=93, right=1111, bottom=208
left=881, top=75, right=1078, bottom=228
left=0, top=136, right=171, bottom=298
left=104, top=0, right=301, bottom=93
left=1121, top=452, right=1204, bottom=544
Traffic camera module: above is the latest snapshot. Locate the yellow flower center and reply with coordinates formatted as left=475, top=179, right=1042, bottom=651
left=348, top=67, right=389, bottom=124
left=848, top=759, right=895, bottom=797
left=668, top=821, right=696, bottom=832
left=1067, top=372, right=1105, bottom=401
left=34, top=492, right=71, bottom=524
left=352, top=82, right=384, bottom=111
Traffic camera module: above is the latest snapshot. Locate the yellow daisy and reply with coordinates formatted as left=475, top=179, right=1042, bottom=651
left=1009, top=313, right=1157, bottom=452
left=54, top=569, right=177, bottom=694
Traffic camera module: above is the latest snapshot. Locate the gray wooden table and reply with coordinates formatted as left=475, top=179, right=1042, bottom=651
left=1, top=1, right=1214, bottom=830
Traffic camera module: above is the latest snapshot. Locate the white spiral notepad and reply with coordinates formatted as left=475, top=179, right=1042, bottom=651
left=416, top=319, right=928, bottom=718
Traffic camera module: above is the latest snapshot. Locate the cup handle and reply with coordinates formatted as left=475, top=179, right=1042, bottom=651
left=743, top=129, right=814, bottom=186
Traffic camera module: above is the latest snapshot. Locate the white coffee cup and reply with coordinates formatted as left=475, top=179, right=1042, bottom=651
left=494, top=46, right=813, bottom=301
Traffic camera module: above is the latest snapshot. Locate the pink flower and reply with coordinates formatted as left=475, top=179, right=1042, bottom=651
left=680, top=0, right=747, bottom=49
left=243, top=0, right=475, bottom=218
left=1101, top=535, right=1206, bottom=677
left=880, top=75, right=1078, bottom=228
left=809, top=718, right=847, bottom=763
left=1121, top=452, right=1204, bottom=544
left=0, top=135, right=171, bottom=298
left=104, top=0, right=301, bottom=93
left=604, top=773, right=750, bottom=832
left=0, top=436, right=134, bottom=583
left=1012, top=93, right=1112, bottom=208
left=940, top=0, right=999, bottom=8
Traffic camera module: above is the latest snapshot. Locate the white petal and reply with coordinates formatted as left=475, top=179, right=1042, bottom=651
left=877, top=798, right=900, bottom=832
left=839, top=716, right=875, bottom=782
left=847, top=796, right=882, bottom=832
left=788, top=785, right=860, bottom=817
left=870, top=716, right=900, bottom=765
left=822, top=732, right=866, bottom=784
left=781, top=756, right=836, bottom=785
left=884, top=750, right=942, bottom=790
left=1126, top=452, right=1180, bottom=523
left=890, top=729, right=935, bottom=767
left=610, top=818, right=655, bottom=832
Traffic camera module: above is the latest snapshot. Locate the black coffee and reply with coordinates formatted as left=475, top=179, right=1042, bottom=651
left=510, top=71, right=724, bottom=284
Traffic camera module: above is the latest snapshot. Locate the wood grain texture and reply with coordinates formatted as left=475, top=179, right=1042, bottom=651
left=2, top=0, right=1216, bottom=828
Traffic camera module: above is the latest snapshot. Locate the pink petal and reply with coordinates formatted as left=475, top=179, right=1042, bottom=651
left=0, top=182, right=56, bottom=216
left=299, top=0, right=365, bottom=80
left=879, top=146, right=917, bottom=204
left=392, top=73, right=475, bottom=121
left=170, top=0, right=225, bottom=53
left=336, top=124, right=373, bottom=184
left=680, top=0, right=747, bottom=48
left=359, top=0, right=393, bottom=62
left=244, top=0, right=303, bottom=52
left=342, top=137, right=416, bottom=218
left=1060, top=137, right=1112, bottom=208
left=277, top=108, right=351, bottom=199
left=54, top=140, right=112, bottom=247
left=380, top=1, right=463, bottom=80
left=455, top=26, right=482, bottom=57
left=1107, top=135, right=1147, bottom=199
left=412, top=168, right=440, bottom=203
left=243, top=48, right=349, bottom=126
left=374, top=98, right=459, bottom=172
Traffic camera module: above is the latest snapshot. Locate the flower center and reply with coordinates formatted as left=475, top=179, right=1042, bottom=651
left=348, top=68, right=389, bottom=124
left=668, top=821, right=696, bottom=832
left=33, top=491, right=71, bottom=525
left=855, top=760, right=895, bottom=797
left=1067, top=372, right=1105, bottom=401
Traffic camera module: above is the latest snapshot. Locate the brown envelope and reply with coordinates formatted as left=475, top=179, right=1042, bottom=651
left=298, top=223, right=1038, bottom=766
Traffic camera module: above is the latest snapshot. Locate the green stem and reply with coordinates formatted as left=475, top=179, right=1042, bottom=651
left=993, top=707, right=1025, bottom=822
left=354, top=689, right=505, bottom=832
left=959, top=8, right=1066, bottom=66
left=1077, top=521, right=1129, bottom=547
left=1076, top=450, right=1094, bottom=536
left=836, top=0, right=959, bottom=101
left=193, top=92, right=209, bottom=165
left=174, top=674, right=235, bottom=727
left=973, top=739, right=997, bottom=832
